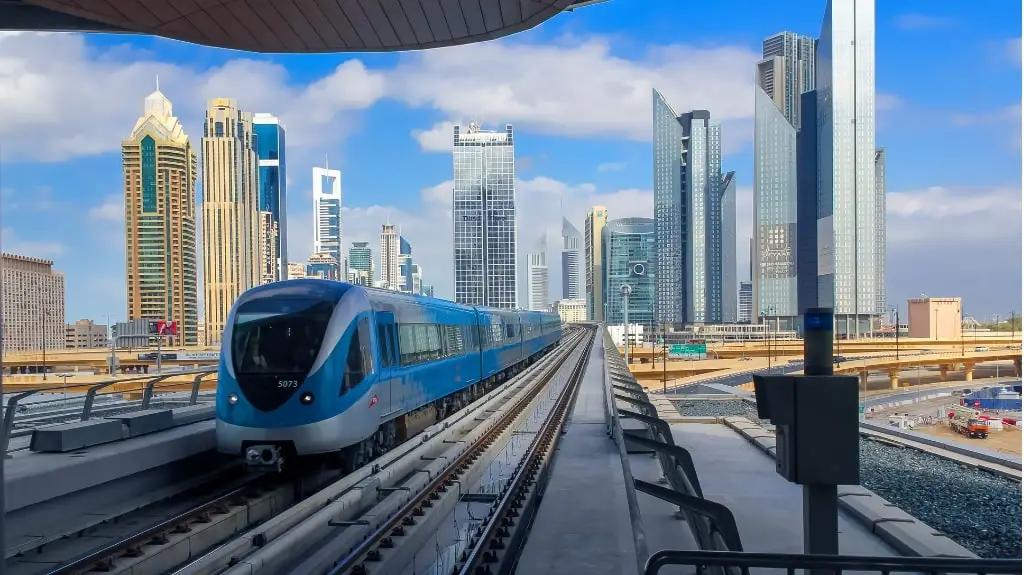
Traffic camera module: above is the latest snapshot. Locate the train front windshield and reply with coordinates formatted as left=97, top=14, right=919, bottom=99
left=232, top=296, right=339, bottom=376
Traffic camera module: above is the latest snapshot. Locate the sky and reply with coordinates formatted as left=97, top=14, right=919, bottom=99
left=0, top=0, right=1021, bottom=327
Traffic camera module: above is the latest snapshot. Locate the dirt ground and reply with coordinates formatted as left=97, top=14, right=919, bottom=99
left=914, top=422, right=1022, bottom=456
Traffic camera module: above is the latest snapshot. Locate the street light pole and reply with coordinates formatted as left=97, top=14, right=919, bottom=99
left=621, top=285, right=632, bottom=366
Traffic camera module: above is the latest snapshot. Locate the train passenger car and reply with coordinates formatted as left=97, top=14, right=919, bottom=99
left=217, top=280, right=562, bottom=471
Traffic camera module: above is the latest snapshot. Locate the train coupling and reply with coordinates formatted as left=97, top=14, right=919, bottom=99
left=245, top=444, right=285, bottom=472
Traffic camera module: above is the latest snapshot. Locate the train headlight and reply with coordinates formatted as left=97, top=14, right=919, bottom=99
left=228, top=393, right=238, bottom=405
left=300, top=392, right=315, bottom=405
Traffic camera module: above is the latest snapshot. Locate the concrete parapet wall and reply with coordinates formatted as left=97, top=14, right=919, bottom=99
left=859, top=420, right=1022, bottom=470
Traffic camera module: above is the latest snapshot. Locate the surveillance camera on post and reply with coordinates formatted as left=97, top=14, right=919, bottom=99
left=620, top=284, right=633, bottom=298
left=620, top=284, right=633, bottom=362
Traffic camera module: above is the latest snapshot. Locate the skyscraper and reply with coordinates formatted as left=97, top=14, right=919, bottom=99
left=253, top=113, right=287, bottom=282
left=349, top=241, right=373, bottom=287
left=753, top=82, right=799, bottom=330
left=755, top=31, right=815, bottom=331
left=1, top=253, right=66, bottom=354
left=398, top=236, right=413, bottom=293
left=739, top=281, right=753, bottom=323
left=313, top=165, right=343, bottom=271
left=452, top=123, right=517, bottom=309
left=202, top=98, right=259, bottom=344
left=527, top=234, right=549, bottom=311
left=875, top=148, right=887, bottom=321
left=584, top=206, right=608, bottom=321
left=561, top=217, right=582, bottom=300
left=760, top=32, right=817, bottom=129
left=815, top=0, right=880, bottom=337
left=721, top=171, right=738, bottom=323
left=602, top=218, right=656, bottom=326
left=123, top=87, right=198, bottom=346
left=652, top=92, right=728, bottom=326
left=306, top=252, right=340, bottom=280
left=380, top=223, right=400, bottom=291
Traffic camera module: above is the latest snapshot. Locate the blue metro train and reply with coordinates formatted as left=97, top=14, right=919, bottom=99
left=215, top=280, right=563, bottom=470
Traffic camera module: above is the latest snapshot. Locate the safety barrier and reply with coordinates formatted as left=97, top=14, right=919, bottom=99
left=602, top=329, right=745, bottom=575
left=2, top=367, right=217, bottom=454
left=644, top=550, right=1021, bottom=575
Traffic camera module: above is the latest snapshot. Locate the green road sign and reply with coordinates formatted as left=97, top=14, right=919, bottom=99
left=668, top=343, right=707, bottom=359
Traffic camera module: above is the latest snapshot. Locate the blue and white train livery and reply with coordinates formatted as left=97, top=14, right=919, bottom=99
left=216, top=279, right=563, bottom=470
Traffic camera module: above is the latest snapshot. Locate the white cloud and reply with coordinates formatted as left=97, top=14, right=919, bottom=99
left=412, top=120, right=458, bottom=153
left=89, top=195, right=124, bottom=221
left=1008, top=37, right=1022, bottom=66
left=392, top=38, right=759, bottom=153
left=1, top=228, right=65, bottom=258
left=597, top=162, right=627, bottom=172
left=886, top=185, right=1022, bottom=244
left=0, top=33, right=385, bottom=162
left=895, top=14, right=955, bottom=30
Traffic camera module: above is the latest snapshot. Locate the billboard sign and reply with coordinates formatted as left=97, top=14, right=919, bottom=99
left=757, top=223, right=796, bottom=279
left=668, top=343, right=707, bottom=359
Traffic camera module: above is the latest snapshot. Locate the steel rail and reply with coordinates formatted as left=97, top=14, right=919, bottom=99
left=325, top=329, right=590, bottom=575
left=455, top=327, right=594, bottom=575
left=42, top=473, right=269, bottom=575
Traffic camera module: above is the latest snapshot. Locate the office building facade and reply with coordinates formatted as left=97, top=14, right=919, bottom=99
left=760, top=31, right=817, bottom=129
left=398, top=236, right=413, bottom=293
left=875, top=148, right=887, bottom=324
left=123, top=88, right=199, bottom=346
left=652, top=92, right=728, bottom=325
left=584, top=206, right=608, bottom=321
left=721, top=171, right=738, bottom=323
left=380, top=223, right=400, bottom=291
left=815, top=0, right=880, bottom=337
left=738, top=281, right=753, bottom=323
left=313, top=165, right=343, bottom=272
left=452, top=123, right=517, bottom=309
left=527, top=234, right=549, bottom=311
left=1, top=253, right=66, bottom=354
left=66, top=319, right=109, bottom=349
left=561, top=217, right=582, bottom=300
left=349, top=241, right=373, bottom=287
left=602, top=217, right=656, bottom=326
left=253, top=113, right=287, bottom=282
left=753, top=84, right=799, bottom=329
left=306, top=252, right=340, bottom=280
left=201, top=98, right=260, bottom=345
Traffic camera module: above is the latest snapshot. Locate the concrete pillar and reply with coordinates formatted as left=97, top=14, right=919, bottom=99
left=859, top=371, right=869, bottom=393
left=939, top=365, right=949, bottom=381
left=1015, top=357, right=1022, bottom=377
left=888, top=369, right=899, bottom=389
left=963, top=363, right=973, bottom=382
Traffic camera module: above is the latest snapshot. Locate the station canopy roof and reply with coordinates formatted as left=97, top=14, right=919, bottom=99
left=3, top=0, right=608, bottom=53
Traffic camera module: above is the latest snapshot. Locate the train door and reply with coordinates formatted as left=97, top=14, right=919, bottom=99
left=375, top=310, right=398, bottom=415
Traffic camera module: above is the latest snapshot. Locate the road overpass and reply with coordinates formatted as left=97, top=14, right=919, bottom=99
left=2, top=347, right=220, bottom=375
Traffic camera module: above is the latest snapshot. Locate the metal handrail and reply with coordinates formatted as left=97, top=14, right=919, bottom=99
left=2, top=367, right=216, bottom=454
left=645, top=550, right=1022, bottom=575
left=602, top=328, right=650, bottom=575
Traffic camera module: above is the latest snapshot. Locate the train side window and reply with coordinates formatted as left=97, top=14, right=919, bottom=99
left=342, top=318, right=372, bottom=394
left=389, top=324, right=399, bottom=365
left=426, top=324, right=442, bottom=360
left=399, top=324, right=417, bottom=366
left=377, top=323, right=392, bottom=368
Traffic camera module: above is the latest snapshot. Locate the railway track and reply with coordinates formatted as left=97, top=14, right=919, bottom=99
left=309, top=327, right=593, bottom=575
left=13, top=328, right=590, bottom=575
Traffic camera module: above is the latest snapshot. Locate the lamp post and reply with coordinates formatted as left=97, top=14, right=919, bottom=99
left=760, top=306, right=776, bottom=372
left=662, top=323, right=668, bottom=394
left=621, top=284, right=633, bottom=365
left=893, top=306, right=900, bottom=361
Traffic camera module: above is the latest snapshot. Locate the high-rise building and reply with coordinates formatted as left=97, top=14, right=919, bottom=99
left=411, top=264, right=423, bottom=295
left=306, top=252, right=340, bottom=280
left=652, top=92, right=729, bottom=326
left=738, top=281, right=754, bottom=323
left=452, top=123, right=517, bottom=309
left=721, top=171, right=738, bottom=323
left=349, top=241, right=373, bottom=287
left=287, top=262, right=306, bottom=280
left=602, top=218, right=656, bottom=326
left=796, top=90, right=819, bottom=318
left=201, top=98, right=260, bottom=345
left=875, top=148, right=887, bottom=325
left=753, top=82, right=799, bottom=330
left=760, top=32, right=817, bottom=128
left=66, top=319, right=108, bottom=349
left=313, top=165, right=343, bottom=272
left=123, top=87, right=198, bottom=346
left=0, top=253, right=66, bottom=354
left=253, top=113, right=287, bottom=282
left=561, top=217, right=582, bottom=300
left=527, top=234, right=549, bottom=311
left=398, top=236, right=413, bottom=293
left=814, top=0, right=880, bottom=337
left=584, top=206, right=608, bottom=321
left=380, top=223, right=400, bottom=290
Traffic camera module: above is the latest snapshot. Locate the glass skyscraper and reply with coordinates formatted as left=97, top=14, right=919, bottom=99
left=313, top=165, right=342, bottom=271
left=452, top=123, right=517, bottom=309
left=816, top=0, right=880, bottom=337
left=602, top=217, right=656, bottom=326
left=527, top=234, right=549, bottom=311
left=398, top=236, right=413, bottom=293
left=761, top=32, right=817, bottom=129
left=252, top=113, right=287, bottom=282
left=652, top=92, right=730, bottom=326
left=561, top=217, right=582, bottom=300
left=348, top=241, right=373, bottom=287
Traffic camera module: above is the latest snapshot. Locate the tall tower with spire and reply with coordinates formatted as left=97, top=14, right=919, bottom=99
left=313, top=157, right=343, bottom=271
left=122, top=82, right=199, bottom=346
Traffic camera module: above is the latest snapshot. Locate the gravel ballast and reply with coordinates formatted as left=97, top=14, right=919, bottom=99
left=671, top=399, right=1022, bottom=559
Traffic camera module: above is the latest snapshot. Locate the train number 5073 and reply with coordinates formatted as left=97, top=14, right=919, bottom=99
left=277, top=380, right=299, bottom=388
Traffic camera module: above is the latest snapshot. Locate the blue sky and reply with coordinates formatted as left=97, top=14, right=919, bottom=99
left=0, top=0, right=1020, bottom=327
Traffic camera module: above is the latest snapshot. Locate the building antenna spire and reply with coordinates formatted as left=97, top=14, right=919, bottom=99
left=155, top=74, right=160, bottom=92
left=325, top=153, right=329, bottom=171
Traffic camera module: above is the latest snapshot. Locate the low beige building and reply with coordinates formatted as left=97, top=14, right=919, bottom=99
left=907, top=297, right=962, bottom=339
left=555, top=299, right=587, bottom=324
left=66, top=319, right=109, bottom=349
left=1, top=253, right=66, bottom=354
